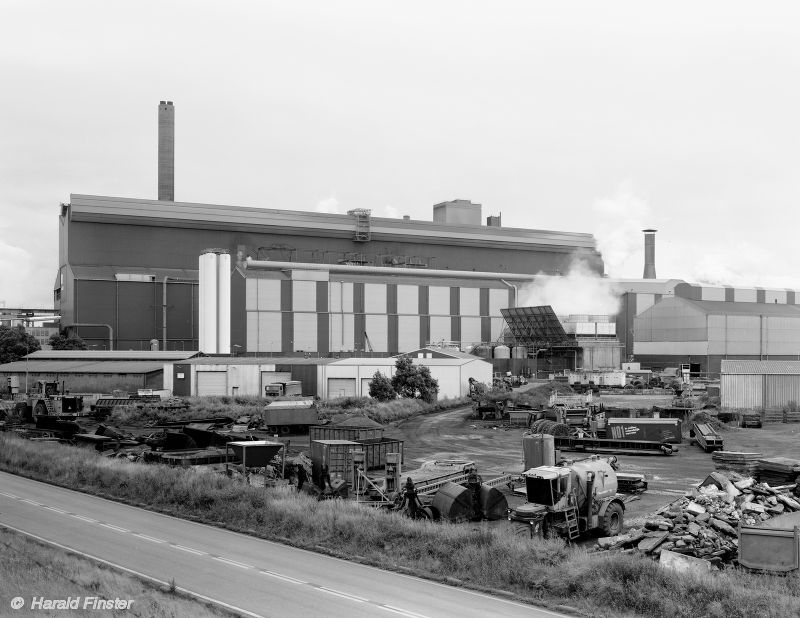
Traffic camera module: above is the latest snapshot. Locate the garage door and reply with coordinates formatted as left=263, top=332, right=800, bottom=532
left=260, top=371, right=293, bottom=395
left=328, top=378, right=357, bottom=399
left=361, top=378, right=373, bottom=397
left=196, top=371, right=227, bottom=396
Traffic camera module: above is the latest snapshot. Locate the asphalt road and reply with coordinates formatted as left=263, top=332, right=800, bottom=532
left=0, top=471, right=565, bottom=618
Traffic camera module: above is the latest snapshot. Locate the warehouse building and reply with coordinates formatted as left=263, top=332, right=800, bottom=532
left=720, top=360, right=800, bottom=411
left=165, top=348, right=492, bottom=399
left=0, top=350, right=198, bottom=393
left=632, top=297, right=800, bottom=374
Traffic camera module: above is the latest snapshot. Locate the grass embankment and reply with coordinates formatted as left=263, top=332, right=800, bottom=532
left=107, top=394, right=471, bottom=427
left=2, top=436, right=800, bottom=617
left=0, top=526, right=231, bottom=618
left=318, top=395, right=470, bottom=424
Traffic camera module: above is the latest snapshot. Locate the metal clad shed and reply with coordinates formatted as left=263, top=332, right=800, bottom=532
left=721, top=361, right=800, bottom=410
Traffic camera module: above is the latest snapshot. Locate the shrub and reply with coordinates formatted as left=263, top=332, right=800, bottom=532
left=369, top=371, right=396, bottom=402
left=391, top=356, right=439, bottom=403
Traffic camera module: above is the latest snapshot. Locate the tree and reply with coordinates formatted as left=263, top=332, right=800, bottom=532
left=390, top=356, right=439, bottom=403
left=0, top=325, right=41, bottom=364
left=369, top=370, right=396, bottom=402
left=48, top=329, right=88, bottom=351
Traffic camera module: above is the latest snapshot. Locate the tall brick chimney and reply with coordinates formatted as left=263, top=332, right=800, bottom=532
left=643, top=229, right=657, bottom=279
left=158, top=101, right=174, bottom=201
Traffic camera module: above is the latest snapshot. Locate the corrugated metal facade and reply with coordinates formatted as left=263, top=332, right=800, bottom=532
left=721, top=361, right=800, bottom=410
left=243, top=270, right=513, bottom=354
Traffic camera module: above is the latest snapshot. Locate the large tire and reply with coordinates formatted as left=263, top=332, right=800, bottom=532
left=601, top=502, right=624, bottom=536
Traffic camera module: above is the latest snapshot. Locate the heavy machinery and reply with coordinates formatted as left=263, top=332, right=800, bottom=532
left=509, top=455, right=626, bottom=541
left=22, top=381, right=84, bottom=421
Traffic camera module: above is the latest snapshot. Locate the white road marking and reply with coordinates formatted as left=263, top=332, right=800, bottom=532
left=132, top=533, right=166, bottom=544
left=0, top=522, right=265, bottom=618
left=173, top=544, right=207, bottom=556
left=381, top=605, right=431, bottom=618
left=44, top=506, right=68, bottom=514
left=259, top=570, right=306, bottom=585
left=20, top=499, right=41, bottom=506
left=213, top=556, right=253, bottom=569
left=71, top=514, right=97, bottom=523
left=100, top=523, right=130, bottom=533
left=0, top=492, right=19, bottom=499
left=317, top=587, right=367, bottom=602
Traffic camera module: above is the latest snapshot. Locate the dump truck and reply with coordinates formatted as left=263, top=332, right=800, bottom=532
left=22, top=381, right=83, bottom=421
left=508, top=455, right=625, bottom=541
left=264, top=381, right=303, bottom=397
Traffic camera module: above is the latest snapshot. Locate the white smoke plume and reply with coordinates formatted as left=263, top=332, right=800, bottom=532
left=519, top=259, right=621, bottom=317
left=314, top=195, right=340, bottom=214
left=591, top=181, right=652, bottom=278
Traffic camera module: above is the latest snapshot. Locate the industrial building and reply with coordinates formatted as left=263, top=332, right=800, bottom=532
left=720, top=360, right=800, bottom=411
left=165, top=348, right=492, bottom=399
left=50, top=102, right=800, bottom=380
left=632, top=296, right=800, bottom=374
left=0, top=350, right=198, bottom=393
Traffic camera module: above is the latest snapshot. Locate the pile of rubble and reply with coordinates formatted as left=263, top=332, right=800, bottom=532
left=596, top=472, right=800, bottom=566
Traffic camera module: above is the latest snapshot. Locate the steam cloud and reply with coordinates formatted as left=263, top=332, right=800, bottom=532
left=520, top=259, right=621, bottom=317
left=591, top=181, right=652, bottom=278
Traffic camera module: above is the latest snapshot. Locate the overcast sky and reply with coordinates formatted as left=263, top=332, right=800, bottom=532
left=2, top=1, right=800, bottom=308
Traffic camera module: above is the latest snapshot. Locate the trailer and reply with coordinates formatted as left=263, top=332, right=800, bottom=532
left=689, top=422, right=724, bottom=452
left=553, top=435, right=677, bottom=456
left=606, top=418, right=682, bottom=444
left=262, top=398, right=318, bottom=435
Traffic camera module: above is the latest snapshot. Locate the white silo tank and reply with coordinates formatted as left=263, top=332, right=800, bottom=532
left=217, top=252, right=231, bottom=354
left=493, top=345, right=511, bottom=359
left=199, top=251, right=219, bottom=353
left=512, top=345, right=527, bottom=359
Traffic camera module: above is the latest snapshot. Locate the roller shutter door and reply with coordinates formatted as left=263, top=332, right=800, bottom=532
left=260, top=371, right=293, bottom=394
left=328, top=378, right=357, bottom=399
left=361, top=377, right=374, bottom=397
left=196, top=371, right=227, bottom=396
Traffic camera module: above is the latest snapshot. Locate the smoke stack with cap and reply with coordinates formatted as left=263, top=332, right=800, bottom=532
left=158, top=101, right=174, bottom=201
left=642, top=229, right=657, bottom=279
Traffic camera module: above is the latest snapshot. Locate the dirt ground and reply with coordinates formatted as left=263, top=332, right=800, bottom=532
left=382, top=394, right=800, bottom=527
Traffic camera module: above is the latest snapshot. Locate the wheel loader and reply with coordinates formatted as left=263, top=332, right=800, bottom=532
left=509, top=455, right=625, bottom=541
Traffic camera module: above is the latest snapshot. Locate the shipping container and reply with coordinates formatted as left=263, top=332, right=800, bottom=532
left=263, top=399, right=318, bottom=434
left=360, top=438, right=403, bottom=470
left=309, top=425, right=384, bottom=442
left=310, top=440, right=360, bottom=487
left=606, top=418, right=682, bottom=444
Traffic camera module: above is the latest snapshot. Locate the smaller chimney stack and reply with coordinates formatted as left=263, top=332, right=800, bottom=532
left=158, top=101, right=175, bottom=201
left=642, top=229, right=657, bottom=279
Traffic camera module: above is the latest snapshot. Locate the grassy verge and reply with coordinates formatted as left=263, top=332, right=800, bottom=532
left=0, top=526, right=231, bottom=617
left=2, top=435, right=800, bottom=617
left=108, top=396, right=265, bottom=426
left=317, top=395, right=470, bottom=424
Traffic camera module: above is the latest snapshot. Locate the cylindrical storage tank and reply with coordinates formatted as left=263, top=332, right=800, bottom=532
left=493, top=345, right=510, bottom=359
left=477, top=485, right=508, bottom=520
left=199, top=251, right=219, bottom=354
left=472, top=345, right=492, bottom=359
left=150, top=339, right=159, bottom=351
left=217, top=252, right=231, bottom=354
left=522, top=433, right=555, bottom=470
left=431, top=482, right=474, bottom=523
left=512, top=346, right=527, bottom=359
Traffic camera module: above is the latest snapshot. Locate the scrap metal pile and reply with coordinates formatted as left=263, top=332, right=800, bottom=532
left=595, top=471, right=800, bottom=566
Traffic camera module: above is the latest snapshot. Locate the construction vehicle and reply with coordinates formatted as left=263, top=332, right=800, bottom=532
left=264, top=381, right=303, bottom=397
left=22, top=381, right=83, bottom=421
left=509, top=455, right=626, bottom=541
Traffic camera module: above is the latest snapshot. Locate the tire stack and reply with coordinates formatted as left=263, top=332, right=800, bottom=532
left=529, top=419, right=570, bottom=436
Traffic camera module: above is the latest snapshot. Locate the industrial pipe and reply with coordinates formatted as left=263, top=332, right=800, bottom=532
left=500, top=278, right=518, bottom=308
left=245, top=258, right=535, bottom=281
left=70, top=323, right=114, bottom=351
